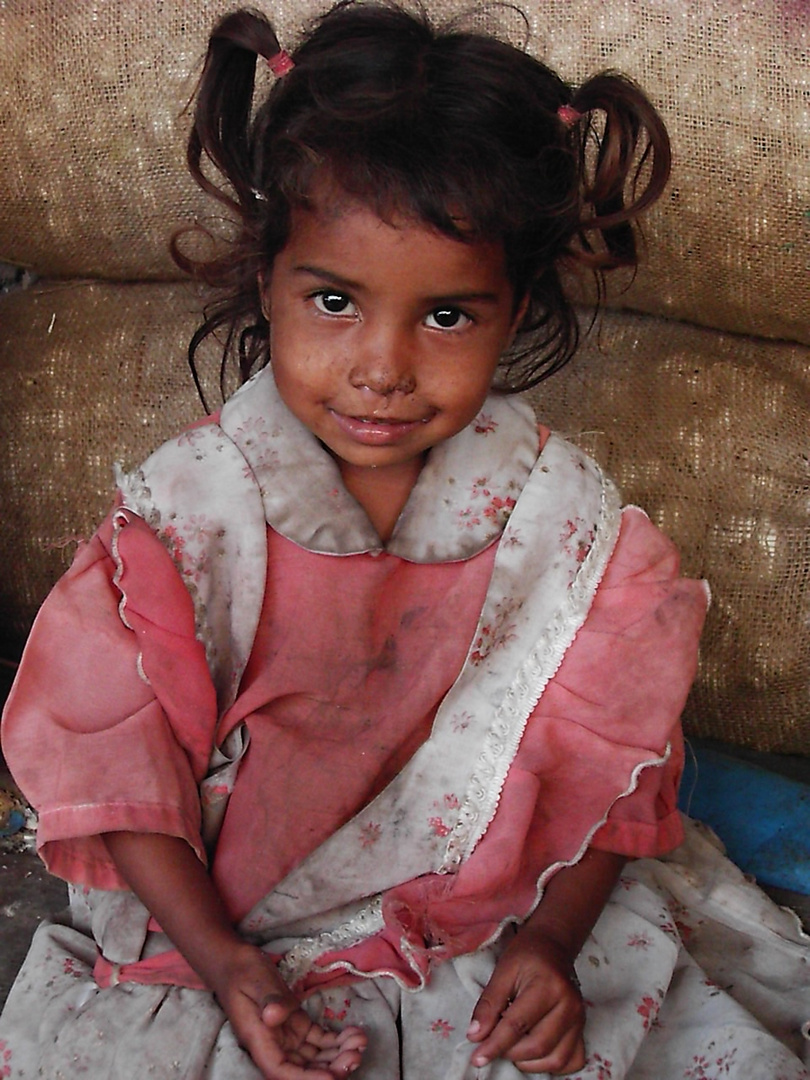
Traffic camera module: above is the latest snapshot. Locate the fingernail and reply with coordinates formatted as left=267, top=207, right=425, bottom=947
left=472, top=1053, right=489, bottom=1067
left=467, top=1020, right=481, bottom=1037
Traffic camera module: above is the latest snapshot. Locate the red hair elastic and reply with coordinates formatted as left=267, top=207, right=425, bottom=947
left=557, top=104, right=582, bottom=127
left=267, top=49, right=295, bottom=77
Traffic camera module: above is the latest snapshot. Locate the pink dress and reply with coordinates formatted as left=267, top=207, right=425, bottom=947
left=1, top=370, right=807, bottom=1079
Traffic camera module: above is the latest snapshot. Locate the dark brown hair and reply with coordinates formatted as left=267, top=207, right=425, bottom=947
left=175, top=1, right=671, bottom=403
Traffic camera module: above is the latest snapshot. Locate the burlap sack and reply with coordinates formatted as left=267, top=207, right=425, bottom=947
left=2, top=282, right=808, bottom=753
left=1, top=0, right=808, bottom=754
left=530, top=1, right=810, bottom=348
left=527, top=311, right=810, bottom=755
left=0, top=1, right=807, bottom=346
left=0, top=281, right=203, bottom=654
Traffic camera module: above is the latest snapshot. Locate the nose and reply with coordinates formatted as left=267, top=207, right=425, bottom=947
left=348, top=324, right=416, bottom=397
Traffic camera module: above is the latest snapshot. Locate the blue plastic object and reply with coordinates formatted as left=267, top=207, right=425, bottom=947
left=0, top=808, right=25, bottom=838
left=678, top=744, right=810, bottom=895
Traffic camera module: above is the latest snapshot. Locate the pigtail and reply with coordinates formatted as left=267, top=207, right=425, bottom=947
left=186, top=9, right=285, bottom=213
left=173, top=10, right=293, bottom=409
left=500, top=72, right=670, bottom=391
left=569, top=72, right=671, bottom=269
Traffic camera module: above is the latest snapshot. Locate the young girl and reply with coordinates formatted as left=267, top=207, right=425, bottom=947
left=1, top=4, right=808, bottom=1078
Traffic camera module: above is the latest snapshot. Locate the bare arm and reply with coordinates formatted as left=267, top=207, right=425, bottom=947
left=104, top=831, right=365, bottom=1079
left=468, top=846, right=626, bottom=1075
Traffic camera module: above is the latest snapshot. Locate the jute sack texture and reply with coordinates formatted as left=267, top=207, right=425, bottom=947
left=0, top=0, right=807, bottom=345
left=1, top=1, right=808, bottom=754
left=2, top=283, right=809, bottom=754
left=0, top=283, right=204, bottom=654
left=529, top=315, right=810, bottom=756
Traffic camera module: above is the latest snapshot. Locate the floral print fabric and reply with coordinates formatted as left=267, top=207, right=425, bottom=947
left=0, top=821, right=807, bottom=1078
left=1, top=368, right=806, bottom=1075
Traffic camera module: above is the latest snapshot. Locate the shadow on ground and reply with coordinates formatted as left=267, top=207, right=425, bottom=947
left=1, top=762, right=68, bottom=1011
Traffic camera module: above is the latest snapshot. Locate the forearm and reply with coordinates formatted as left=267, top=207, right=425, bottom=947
left=519, top=847, right=627, bottom=963
left=103, top=830, right=250, bottom=989
left=104, top=831, right=367, bottom=1077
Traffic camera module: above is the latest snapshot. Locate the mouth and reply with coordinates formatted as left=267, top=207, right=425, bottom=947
left=351, top=415, right=427, bottom=425
left=329, top=409, right=431, bottom=445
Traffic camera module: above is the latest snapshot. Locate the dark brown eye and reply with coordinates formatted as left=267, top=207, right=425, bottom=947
left=426, top=307, right=469, bottom=330
left=313, top=291, right=356, bottom=316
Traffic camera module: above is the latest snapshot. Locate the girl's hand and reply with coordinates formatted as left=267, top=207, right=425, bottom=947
left=466, top=847, right=626, bottom=1074
left=102, top=832, right=366, bottom=1079
left=466, top=929, right=586, bottom=1075
left=208, top=942, right=367, bottom=1079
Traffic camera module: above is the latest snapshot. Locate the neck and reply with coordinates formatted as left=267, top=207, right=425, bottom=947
left=339, top=456, right=426, bottom=544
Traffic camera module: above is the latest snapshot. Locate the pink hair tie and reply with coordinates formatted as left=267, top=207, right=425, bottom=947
left=267, top=49, right=294, bottom=77
left=557, top=104, right=582, bottom=127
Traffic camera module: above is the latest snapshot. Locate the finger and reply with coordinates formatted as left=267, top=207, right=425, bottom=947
left=265, top=1001, right=327, bottom=1054
left=261, top=992, right=301, bottom=1029
left=312, top=1028, right=368, bottom=1061
left=467, top=968, right=522, bottom=1042
left=323, top=1045, right=365, bottom=1076
left=282, top=1028, right=365, bottom=1075
left=245, top=1004, right=337, bottom=1079
left=289, top=1040, right=319, bottom=1063
left=277, top=1012, right=365, bottom=1075
left=294, top=1019, right=349, bottom=1050
left=471, top=987, right=583, bottom=1070
left=334, top=1028, right=368, bottom=1054
left=506, top=1010, right=585, bottom=1074
left=513, top=1031, right=587, bottom=1075
left=470, top=1003, right=547, bottom=1068
left=238, top=1022, right=334, bottom=1080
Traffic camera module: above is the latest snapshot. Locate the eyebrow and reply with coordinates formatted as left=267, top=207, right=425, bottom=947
left=293, top=264, right=363, bottom=291
left=292, top=263, right=502, bottom=306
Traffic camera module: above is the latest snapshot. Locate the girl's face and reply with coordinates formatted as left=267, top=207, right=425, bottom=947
left=262, top=190, right=524, bottom=499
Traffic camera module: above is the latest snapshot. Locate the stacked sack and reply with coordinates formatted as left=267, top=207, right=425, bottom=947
left=0, top=0, right=807, bottom=752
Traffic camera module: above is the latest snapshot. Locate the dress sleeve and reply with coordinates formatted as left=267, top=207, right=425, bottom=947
left=520, top=505, right=707, bottom=860
left=375, top=508, right=708, bottom=966
left=0, top=509, right=219, bottom=889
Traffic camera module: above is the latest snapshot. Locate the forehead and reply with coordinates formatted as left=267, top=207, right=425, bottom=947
left=279, top=189, right=511, bottom=296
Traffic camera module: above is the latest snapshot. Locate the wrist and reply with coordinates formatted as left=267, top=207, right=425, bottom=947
left=204, top=939, right=290, bottom=1012
left=184, top=926, right=255, bottom=990
left=513, top=920, right=581, bottom=970
left=203, top=937, right=257, bottom=991
left=520, top=848, right=626, bottom=963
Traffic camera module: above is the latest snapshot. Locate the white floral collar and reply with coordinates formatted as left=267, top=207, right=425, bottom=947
left=219, top=366, right=540, bottom=564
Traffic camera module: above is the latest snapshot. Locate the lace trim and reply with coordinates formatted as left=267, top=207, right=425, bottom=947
left=440, top=474, right=624, bottom=872
left=115, top=463, right=158, bottom=530
left=476, top=741, right=673, bottom=956
left=294, top=932, right=432, bottom=995
left=115, top=462, right=217, bottom=681
left=110, top=509, right=150, bottom=687
left=277, top=896, right=385, bottom=987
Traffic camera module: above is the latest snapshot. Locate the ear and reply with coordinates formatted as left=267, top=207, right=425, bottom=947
left=258, top=270, right=271, bottom=322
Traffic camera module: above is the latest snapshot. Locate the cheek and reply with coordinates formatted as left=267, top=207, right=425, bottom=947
left=438, top=368, right=498, bottom=425
left=269, top=341, right=338, bottom=418
left=268, top=314, right=307, bottom=381
left=268, top=297, right=296, bottom=350
left=456, top=346, right=503, bottom=399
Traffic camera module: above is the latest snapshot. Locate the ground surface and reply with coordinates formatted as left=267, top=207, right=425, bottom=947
left=1, top=759, right=69, bottom=1011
